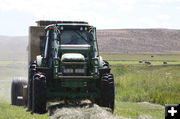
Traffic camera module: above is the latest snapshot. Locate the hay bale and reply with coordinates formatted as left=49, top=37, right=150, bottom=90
left=145, top=61, right=151, bottom=65
left=139, top=60, right=143, bottom=63
left=163, top=61, right=167, bottom=64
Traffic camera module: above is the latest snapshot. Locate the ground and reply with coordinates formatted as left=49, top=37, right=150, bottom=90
left=0, top=53, right=180, bottom=119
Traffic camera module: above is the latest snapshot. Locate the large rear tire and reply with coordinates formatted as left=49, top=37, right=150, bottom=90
left=100, top=73, right=115, bottom=112
left=11, top=77, right=27, bottom=106
left=32, top=73, right=47, bottom=114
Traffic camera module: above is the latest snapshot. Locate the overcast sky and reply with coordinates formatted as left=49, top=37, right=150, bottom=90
left=0, top=0, right=180, bottom=36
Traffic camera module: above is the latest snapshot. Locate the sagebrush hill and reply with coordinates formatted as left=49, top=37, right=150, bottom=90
left=97, top=29, right=180, bottom=52
left=1, top=29, right=180, bottom=59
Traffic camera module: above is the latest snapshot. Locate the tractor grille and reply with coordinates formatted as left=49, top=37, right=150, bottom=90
left=62, top=65, right=86, bottom=76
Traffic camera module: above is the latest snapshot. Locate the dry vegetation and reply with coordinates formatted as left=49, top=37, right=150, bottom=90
left=97, top=29, right=180, bottom=52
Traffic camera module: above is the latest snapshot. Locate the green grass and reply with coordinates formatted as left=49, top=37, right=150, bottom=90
left=111, top=64, right=180, bottom=118
left=114, top=102, right=164, bottom=119
left=109, top=61, right=180, bottom=65
left=100, top=52, right=180, bottom=63
left=99, top=53, right=180, bottom=118
left=0, top=101, right=49, bottom=119
left=112, top=64, right=180, bottom=105
left=100, top=53, right=180, bottom=105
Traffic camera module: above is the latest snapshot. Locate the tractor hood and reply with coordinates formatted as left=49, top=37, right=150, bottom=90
left=61, top=53, right=85, bottom=62
left=59, top=45, right=90, bottom=53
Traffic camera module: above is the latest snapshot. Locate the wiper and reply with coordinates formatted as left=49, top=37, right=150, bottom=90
left=75, top=31, right=89, bottom=43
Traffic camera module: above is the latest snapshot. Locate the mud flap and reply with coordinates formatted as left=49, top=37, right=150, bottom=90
left=23, top=85, right=28, bottom=106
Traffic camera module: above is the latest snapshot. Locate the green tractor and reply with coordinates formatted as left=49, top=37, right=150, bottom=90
left=11, top=21, right=115, bottom=113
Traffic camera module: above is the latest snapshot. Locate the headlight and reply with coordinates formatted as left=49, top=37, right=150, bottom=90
left=75, top=68, right=85, bottom=73
left=63, top=68, right=73, bottom=73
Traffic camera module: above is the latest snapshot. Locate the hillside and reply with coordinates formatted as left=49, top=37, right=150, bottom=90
left=0, top=36, right=28, bottom=60
left=1, top=29, right=180, bottom=59
left=97, top=29, right=180, bottom=53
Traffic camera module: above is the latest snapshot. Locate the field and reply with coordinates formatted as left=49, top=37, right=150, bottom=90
left=112, top=64, right=180, bottom=118
left=101, top=52, right=180, bottom=64
left=0, top=53, right=180, bottom=119
left=0, top=59, right=49, bottom=119
left=100, top=53, right=180, bottom=118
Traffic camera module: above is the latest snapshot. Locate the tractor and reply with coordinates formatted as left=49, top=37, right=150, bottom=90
left=11, top=21, right=115, bottom=113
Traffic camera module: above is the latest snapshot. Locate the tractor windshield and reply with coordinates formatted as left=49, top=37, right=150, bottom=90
left=60, top=30, right=90, bottom=44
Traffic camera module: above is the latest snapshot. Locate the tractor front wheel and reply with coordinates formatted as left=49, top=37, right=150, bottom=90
left=100, top=73, right=115, bottom=112
left=32, top=73, right=46, bottom=114
left=27, top=61, right=37, bottom=111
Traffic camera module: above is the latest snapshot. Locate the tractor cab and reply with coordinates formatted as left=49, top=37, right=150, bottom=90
left=42, top=23, right=99, bottom=78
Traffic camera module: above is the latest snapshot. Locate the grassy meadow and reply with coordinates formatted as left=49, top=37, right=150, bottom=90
left=0, top=53, right=180, bottom=119
left=0, top=101, right=48, bottom=119
left=100, top=53, right=180, bottom=119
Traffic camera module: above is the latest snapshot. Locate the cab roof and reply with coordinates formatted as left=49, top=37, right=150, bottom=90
left=36, top=20, right=89, bottom=26
left=45, top=23, right=93, bottom=30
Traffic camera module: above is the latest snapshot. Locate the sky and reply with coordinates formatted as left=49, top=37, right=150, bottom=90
left=0, top=0, right=180, bottom=36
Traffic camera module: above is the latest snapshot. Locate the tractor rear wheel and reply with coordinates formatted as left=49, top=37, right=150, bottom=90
left=100, top=73, right=115, bottom=112
left=32, top=73, right=46, bottom=114
left=11, top=77, right=27, bottom=106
